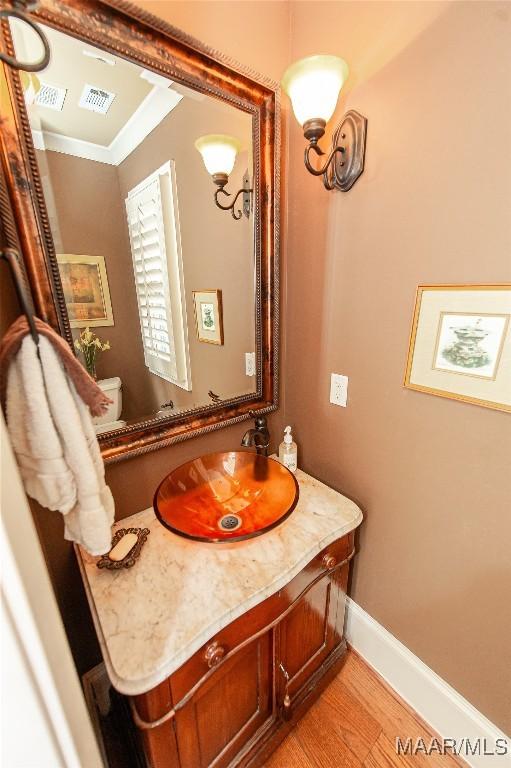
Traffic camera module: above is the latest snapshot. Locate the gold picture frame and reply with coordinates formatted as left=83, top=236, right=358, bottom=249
left=193, top=290, right=224, bottom=345
left=57, top=254, right=114, bottom=328
left=404, top=284, right=511, bottom=412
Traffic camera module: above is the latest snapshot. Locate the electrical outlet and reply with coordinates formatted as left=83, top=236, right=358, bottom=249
left=245, top=352, right=255, bottom=376
left=330, top=373, right=348, bottom=407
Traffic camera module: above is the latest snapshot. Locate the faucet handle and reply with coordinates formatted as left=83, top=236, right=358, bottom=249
left=250, top=411, right=267, bottom=430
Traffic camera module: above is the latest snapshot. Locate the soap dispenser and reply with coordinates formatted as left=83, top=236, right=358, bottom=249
left=279, top=426, right=298, bottom=472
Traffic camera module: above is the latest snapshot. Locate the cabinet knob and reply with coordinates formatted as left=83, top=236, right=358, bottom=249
left=322, top=553, right=337, bottom=570
left=204, top=640, right=225, bottom=668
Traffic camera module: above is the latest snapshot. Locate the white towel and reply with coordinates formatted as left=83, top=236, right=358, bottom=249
left=6, top=335, right=114, bottom=555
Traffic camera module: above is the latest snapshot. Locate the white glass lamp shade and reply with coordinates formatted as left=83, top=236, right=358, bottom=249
left=281, top=55, right=349, bottom=127
left=194, top=134, right=241, bottom=177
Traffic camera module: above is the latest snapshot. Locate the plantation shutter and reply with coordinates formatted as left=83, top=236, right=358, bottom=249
left=125, top=176, right=178, bottom=382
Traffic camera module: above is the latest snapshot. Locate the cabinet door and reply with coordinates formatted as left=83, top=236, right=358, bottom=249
left=277, top=563, right=348, bottom=704
left=173, top=630, right=275, bottom=768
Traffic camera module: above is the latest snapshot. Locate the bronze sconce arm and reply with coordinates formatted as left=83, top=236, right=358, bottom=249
left=304, top=143, right=345, bottom=178
left=212, top=172, right=253, bottom=220
left=301, top=112, right=367, bottom=192
left=214, top=187, right=252, bottom=220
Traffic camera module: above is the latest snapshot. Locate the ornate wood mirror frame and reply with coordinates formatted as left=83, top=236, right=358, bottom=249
left=0, top=0, right=280, bottom=463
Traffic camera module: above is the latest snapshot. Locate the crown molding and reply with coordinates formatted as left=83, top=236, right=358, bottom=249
left=32, top=85, right=182, bottom=166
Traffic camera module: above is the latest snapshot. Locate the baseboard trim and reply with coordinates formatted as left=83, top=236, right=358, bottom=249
left=344, top=598, right=510, bottom=768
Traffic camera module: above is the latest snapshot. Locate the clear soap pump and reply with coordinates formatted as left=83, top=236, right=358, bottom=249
left=279, top=426, right=298, bottom=473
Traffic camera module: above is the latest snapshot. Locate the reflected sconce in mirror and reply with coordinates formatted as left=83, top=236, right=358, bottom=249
left=195, top=134, right=252, bottom=220
left=282, top=55, right=367, bottom=191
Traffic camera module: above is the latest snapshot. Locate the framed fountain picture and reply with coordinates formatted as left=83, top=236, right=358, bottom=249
left=193, top=289, right=224, bottom=345
left=57, top=254, right=114, bottom=328
left=404, top=285, right=511, bottom=413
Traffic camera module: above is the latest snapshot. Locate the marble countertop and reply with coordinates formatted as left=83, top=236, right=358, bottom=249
left=76, top=466, right=363, bottom=696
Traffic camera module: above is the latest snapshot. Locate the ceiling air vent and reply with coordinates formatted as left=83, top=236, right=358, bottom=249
left=78, top=84, right=115, bottom=114
left=35, top=83, right=67, bottom=112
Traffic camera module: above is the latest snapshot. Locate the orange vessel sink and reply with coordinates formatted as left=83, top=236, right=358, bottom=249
left=154, top=452, right=299, bottom=543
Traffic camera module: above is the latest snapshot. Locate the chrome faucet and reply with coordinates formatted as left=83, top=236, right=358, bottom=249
left=241, top=414, right=270, bottom=456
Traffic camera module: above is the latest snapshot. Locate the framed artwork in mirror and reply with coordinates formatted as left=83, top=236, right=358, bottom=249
left=57, top=254, right=114, bottom=328
left=193, top=290, right=223, bottom=345
left=0, top=0, right=280, bottom=463
left=404, top=285, right=511, bottom=413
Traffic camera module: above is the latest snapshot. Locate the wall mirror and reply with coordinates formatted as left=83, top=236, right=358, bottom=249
left=0, top=0, right=279, bottom=462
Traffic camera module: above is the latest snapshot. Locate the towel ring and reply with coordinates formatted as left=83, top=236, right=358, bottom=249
left=0, top=1, right=50, bottom=73
left=0, top=248, right=39, bottom=344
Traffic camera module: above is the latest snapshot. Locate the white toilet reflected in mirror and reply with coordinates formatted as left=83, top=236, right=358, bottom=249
left=93, top=377, right=126, bottom=435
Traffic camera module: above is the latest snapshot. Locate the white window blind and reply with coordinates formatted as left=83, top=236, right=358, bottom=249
left=125, top=163, right=191, bottom=389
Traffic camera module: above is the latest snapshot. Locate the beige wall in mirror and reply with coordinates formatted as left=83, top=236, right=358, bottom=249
left=13, top=21, right=256, bottom=429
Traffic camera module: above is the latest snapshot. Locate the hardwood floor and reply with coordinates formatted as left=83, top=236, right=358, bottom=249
left=265, top=649, right=465, bottom=767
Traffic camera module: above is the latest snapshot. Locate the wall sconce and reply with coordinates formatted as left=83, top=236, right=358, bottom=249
left=195, top=134, right=252, bottom=220
left=282, top=55, right=367, bottom=191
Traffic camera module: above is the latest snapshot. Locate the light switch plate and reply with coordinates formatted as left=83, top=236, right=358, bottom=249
left=245, top=352, right=255, bottom=376
left=330, top=373, right=348, bottom=407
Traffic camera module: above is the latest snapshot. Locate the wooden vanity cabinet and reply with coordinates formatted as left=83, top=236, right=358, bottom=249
left=132, top=533, right=354, bottom=768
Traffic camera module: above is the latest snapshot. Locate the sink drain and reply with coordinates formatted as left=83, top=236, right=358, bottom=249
left=218, top=514, right=242, bottom=532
